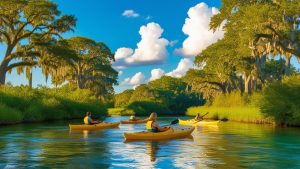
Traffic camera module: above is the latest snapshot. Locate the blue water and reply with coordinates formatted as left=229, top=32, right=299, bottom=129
left=1, top=116, right=300, bottom=169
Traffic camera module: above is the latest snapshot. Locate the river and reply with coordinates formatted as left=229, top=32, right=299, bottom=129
left=1, top=116, right=300, bottom=169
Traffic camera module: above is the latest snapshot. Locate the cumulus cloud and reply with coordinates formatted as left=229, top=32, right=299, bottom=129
left=121, top=72, right=145, bottom=86
left=175, top=2, right=224, bottom=57
left=166, top=58, right=194, bottom=78
left=114, top=22, right=169, bottom=67
left=122, top=10, right=139, bottom=18
left=150, top=68, right=165, bottom=81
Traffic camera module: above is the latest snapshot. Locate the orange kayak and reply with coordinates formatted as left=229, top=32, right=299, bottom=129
left=69, top=122, right=120, bottom=130
left=121, top=118, right=148, bottom=124
left=124, top=127, right=195, bottom=141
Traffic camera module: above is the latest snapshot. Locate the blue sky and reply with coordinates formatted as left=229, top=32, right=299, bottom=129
left=2, top=0, right=299, bottom=93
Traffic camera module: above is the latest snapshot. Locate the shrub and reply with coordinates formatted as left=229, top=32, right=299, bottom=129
left=0, top=103, right=23, bottom=124
left=127, top=101, right=172, bottom=116
left=259, top=75, right=300, bottom=126
left=0, top=85, right=107, bottom=124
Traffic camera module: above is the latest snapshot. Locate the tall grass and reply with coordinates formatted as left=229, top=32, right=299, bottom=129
left=186, top=91, right=273, bottom=124
left=187, top=106, right=272, bottom=124
left=0, top=85, right=107, bottom=125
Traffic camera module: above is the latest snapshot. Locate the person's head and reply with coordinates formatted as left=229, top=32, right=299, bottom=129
left=149, top=112, right=157, bottom=121
left=133, top=112, right=136, bottom=115
left=86, top=112, right=91, bottom=117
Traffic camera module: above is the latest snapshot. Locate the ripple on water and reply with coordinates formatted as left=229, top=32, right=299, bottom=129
left=1, top=117, right=300, bottom=168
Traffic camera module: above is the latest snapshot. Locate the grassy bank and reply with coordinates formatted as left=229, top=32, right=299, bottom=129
left=186, top=106, right=273, bottom=124
left=186, top=91, right=273, bottom=124
left=108, top=108, right=134, bottom=116
left=0, top=85, right=107, bottom=125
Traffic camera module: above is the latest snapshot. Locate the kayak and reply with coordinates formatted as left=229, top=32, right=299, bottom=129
left=124, top=127, right=195, bottom=141
left=69, top=122, right=120, bottom=130
left=121, top=118, right=148, bottom=124
left=179, top=119, right=220, bottom=126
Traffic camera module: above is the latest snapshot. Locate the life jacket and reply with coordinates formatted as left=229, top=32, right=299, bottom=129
left=84, top=116, right=90, bottom=124
left=146, top=121, right=153, bottom=130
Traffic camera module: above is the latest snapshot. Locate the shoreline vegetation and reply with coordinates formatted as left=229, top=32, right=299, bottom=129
left=0, top=85, right=107, bottom=125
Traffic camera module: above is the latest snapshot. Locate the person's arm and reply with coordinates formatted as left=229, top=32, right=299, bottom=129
left=153, top=122, right=170, bottom=132
left=90, top=117, right=100, bottom=124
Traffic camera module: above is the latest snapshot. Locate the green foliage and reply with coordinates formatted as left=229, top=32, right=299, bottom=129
left=212, top=91, right=250, bottom=107
left=50, top=36, right=118, bottom=97
left=114, top=89, right=133, bottom=107
left=108, top=108, right=134, bottom=116
left=114, top=76, right=203, bottom=115
left=259, top=75, right=300, bottom=126
left=127, top=101, right=172, bottom=116
left=0, top=85, right=107, bottom=124
left=187, top=106, right=271, bottom=124
left=0, top=104, right=23, bottom=124
left=0, top=0, right=76, bottom=84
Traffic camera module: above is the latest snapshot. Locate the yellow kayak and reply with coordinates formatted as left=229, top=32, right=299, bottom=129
left=124, top=127, right=195, bottom=141
left=69, top=122, right=120, bottom=130
left=179, top=119, right=220, bottom=126
left=121, top=118, right=148, bottom=124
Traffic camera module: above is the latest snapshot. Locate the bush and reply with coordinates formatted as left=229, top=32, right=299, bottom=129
left=259, top=75, right=300, bottom=126
left=0, top=103, right=23, bottom=124
left=0, top=85, right=107, bottom=124
left=127, top=101, right=172, bottom=116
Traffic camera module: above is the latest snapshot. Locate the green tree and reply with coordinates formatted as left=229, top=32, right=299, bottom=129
left=0, top=0, right=76, bottom=84
left=114, top=89, right=133, bottom=107
left=53, top=37, right=118, bottom=97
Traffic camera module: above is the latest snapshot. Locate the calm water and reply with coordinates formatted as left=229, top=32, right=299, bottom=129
left=1, top=116, right=300, bottom=169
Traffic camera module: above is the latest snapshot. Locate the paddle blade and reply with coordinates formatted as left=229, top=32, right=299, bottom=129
left=170, top=119, right=179, bottom=125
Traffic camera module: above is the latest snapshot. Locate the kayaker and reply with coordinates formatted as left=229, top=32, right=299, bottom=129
left=84, top=112, right=100, bottom=125
left=146, top=112, right=170, bottom=132
left=129, top=112, right=138, bottom=121
left=194, top=113, right=203, bottom=121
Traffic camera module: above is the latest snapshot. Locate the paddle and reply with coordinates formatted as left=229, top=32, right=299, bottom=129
left=162, top=119, right=179, bottom=127
left=195, top=112, right=209, bottom=122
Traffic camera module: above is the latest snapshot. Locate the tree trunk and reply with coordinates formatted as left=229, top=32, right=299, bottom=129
left=77, top=74, right=84, bottom=89
left=0, top=61, right=9, bottom=85
left=284, top=56, right=291, bottom=75
left=28, top=72, right=33, bottom=89
left=244, top=75, right=251, bottom=94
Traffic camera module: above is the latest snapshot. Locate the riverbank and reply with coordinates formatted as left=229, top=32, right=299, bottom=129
left=186, top=106, right=273, bottom=124
left=0, top=85, right=107, bottom=125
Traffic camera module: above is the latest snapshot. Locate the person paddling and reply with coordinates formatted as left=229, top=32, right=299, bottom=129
left=84, top=112, right=101, bottom=125
left=194, top=112, right=209, bottom=122
left=129, top=112, right=139, bottom=121
left=146, top=112, right=170, bottom=132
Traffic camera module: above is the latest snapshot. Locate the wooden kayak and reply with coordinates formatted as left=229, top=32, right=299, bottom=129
left=121, top=118, right=148, bottom=124
left=179, top=119, right=220, bottom=126
left=124, top=127, right=195, bottom=141
left=69, top=122, right=120, bottom=130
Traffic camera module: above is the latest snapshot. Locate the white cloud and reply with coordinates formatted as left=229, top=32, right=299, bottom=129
left=122, top=10, right=139, bottom=18
left=169, top=40, right=178, bottom=47
left=166, top=58, right=194, bottom=78
left=150, top=68, right=165, bottom=81
left=118, top=71, right=123, bottom=76
left=115, top=48, right=133, bottom=60
left=121, top=72, right=145, bottom=86
left=114, top=22, right=169, bottom=67
left=175, top=2, right=224, bottom=57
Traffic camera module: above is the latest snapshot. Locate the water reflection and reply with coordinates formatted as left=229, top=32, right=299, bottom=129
left=146, top=141, right=159, bottom=162
left=1, top=117, right=300, bottom=168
